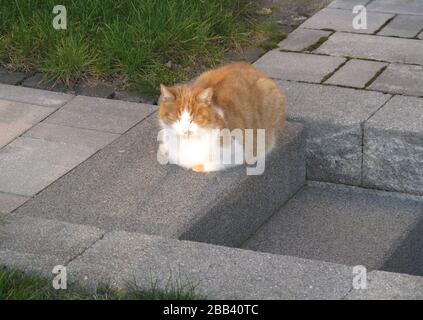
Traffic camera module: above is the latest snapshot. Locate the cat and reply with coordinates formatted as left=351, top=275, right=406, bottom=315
left=158, top=62, right=286, bottom=173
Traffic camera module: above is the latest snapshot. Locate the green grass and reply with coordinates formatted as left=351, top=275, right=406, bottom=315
left=0, top=0, right=257, bottom=95
left=0, top=268, right=201, bottom=300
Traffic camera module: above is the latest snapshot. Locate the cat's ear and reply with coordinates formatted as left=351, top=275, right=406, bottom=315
left=160, top=84, right=175, bottom=102
left=197, top=87, right=213, bottom=105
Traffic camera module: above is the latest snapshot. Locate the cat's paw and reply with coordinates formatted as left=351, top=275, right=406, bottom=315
left=192, top=164, right=205, bottom=173
left=158, top=143, right=168, bottom=156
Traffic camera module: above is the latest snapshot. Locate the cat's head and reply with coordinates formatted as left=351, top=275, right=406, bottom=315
left=159, top=84, right=222, bottom=137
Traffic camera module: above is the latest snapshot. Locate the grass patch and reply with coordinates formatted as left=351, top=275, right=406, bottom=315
left=0, top=0, right=257, bottom=95
left=0, top=267, right=201, bottom=300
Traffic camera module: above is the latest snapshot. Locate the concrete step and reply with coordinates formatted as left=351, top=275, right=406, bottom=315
left=243, top=182, right=423, bottom=276
left=1, top=213, right=422, bottom=299
left=11, top=112, right=306, bottom=247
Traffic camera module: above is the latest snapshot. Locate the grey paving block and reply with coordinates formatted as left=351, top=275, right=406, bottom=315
left=419, top=31, right=423, bottom=39
left=300, top=8, right=393, bottom=34
left=0, top=192, right=29, bottom=214
left=23, top=123, right=119, bottom=150
left=325, top=59, right=387, bottom=88
left=316, top=32, right=423, bottom=65
left=363, top=95, right=423, bottom=195
left=45, top=95, right=157, bottom=134
left=76, top=82, right=115, bottom=98
left=0, top=99, right=55, bottom=148
left=369, top=63, right=423, bottom=97
left=0, top=216, right=105, bottom=264
left=244, top=182, right=423, bottom=270
left=0, top=137, right=98, bottom=196
left=13, top=116, right=305, bottom=247
left=279, top=81, right=391, bottom=185
left=67, top=231, right=353, bottom=300
left=0, top=249, right=62, bottom=278
left=368, top=0, right=423, bottom=16
left=328, top=0, right=371, bottom=10
left=0, top=68, right=29, bottom=85
left=254, top=50, right=346, bottom=82
left=378, top=15, right=423, bottom=38
left=346, top=271, right=423, bottom=300
left=22, top=73, right=66, bottom=92
left=382, top=217, right=423, bottom=276
left=279, top=28, right=332, bottom=52
left=0, top=83, right=73, bottom=108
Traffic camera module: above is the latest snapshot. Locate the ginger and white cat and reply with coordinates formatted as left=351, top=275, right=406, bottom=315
left=158, top=63, right=286, bottom=173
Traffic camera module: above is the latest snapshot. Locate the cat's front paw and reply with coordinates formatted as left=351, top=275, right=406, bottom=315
left=192, top=164, right=205, bottom=173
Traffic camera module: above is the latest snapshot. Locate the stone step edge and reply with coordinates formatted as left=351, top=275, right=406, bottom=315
left=1, top=229, right=422, bottom=299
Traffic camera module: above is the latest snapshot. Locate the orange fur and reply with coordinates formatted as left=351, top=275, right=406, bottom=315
left=159, top=63, right=286, bottom=152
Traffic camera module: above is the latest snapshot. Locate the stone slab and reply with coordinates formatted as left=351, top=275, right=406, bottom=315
left=0, top=216, right=105, bottom=265
left=279, top=28, right=332, bottom=52
left=23, top=123, right=120, bottom=151
left=0, top=68, right=28, bottom=85
left=0, top=137, right=98, bottom=196
left=13, top=115, right=305, bottom=248
left=316, top=32, right=423, bottom=65
left=0, top=99, right=55, bottom=148
left=254, top=50, right=346, bottom=82
left=328, top=0, right=371, bottom=10
left=368, top=0, right=423, bottom=16
left=67, top=231, right=353, bottom=300
left=369, top=63, right=423, bottom=97
left=346, top=271, right=423, bottom=300
left=22, top=73, right=66, bottom=92
left=325, top=59, right=387, bottom=88
left=300, top=8, right=393, bottom=34
left=244, top=182, right=423, bottom=270
left=378, top=14, right=423, bottom=38
left=279, top=81, right=391, bottom=185
left=45, top=95, right=157, bottom=134
left=76, top=82, right=115, bottom=98
left=419, top=31, right=423, bottom=39
left=0, top=192, right=29, bottom=214
left=0, top=83, right=73, bottom=108
left=382, top=217, right=423, bottom=277
left=363, top=95, right=423, bottom=195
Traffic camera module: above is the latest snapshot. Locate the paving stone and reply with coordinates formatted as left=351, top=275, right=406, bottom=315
left=76, top=82, right=115, bottom=98
left=300, top=8, right=394, bottom=34
left=0, top=137, right=98, bottom=196
left=13, top=116, right=305, bottom=248
left=368, top=0, right=423, bottom=16
left=0, top=68, right=29, bottom=85
left=0, top=216, right=105, bottom=264
left=382, top=217, right=423, bottom=277
left=279, top=81, right=391, bottom=185
left=45, top=95, right=157, bottom=134
left=325, top=59, right=387, bottom=88
left=363, top=95, right=423, bottom=195
left=254, top=50, right=346, bottom=82
left=244, top=182, right=423, bottom=270
left=67, top=231, right=353, bottom=299
left=346, top=271, right=423, bottom=300
left=369, top=63, right=423, bottom=97
left=317, top=32, right=423, bottom=65
left=0, top=99, right=55, bottom=148
left=23, top=123, right=120, bottom=150
left=0, top=192, right=29, bottom=214
left=419, top=31, right=423, bottom=39
left=0, top=83, right=73, bottom=108
left=22, top=73, right=67, bottom=92
left=378, top=15, right=423, bottom=38
left=328, top=0, right=371, bottom=10
left=278, top=28, right=332, bottom=52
